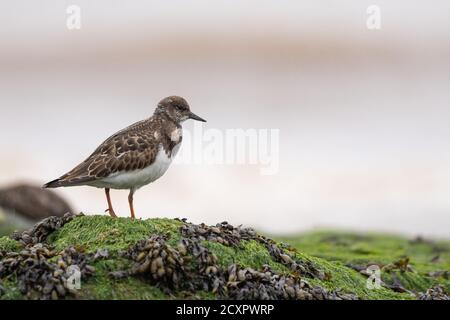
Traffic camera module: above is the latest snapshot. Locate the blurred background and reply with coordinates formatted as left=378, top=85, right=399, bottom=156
left=1, top=1, right=449, bottom=238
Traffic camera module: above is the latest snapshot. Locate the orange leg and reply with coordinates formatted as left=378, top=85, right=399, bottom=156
left=105, top=188, right=117, bottom=218
left=128, top=190, right=135, bottom=219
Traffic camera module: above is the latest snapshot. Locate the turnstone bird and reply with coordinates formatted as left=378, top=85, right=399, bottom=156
left=44, top=96, right=206, bottom=219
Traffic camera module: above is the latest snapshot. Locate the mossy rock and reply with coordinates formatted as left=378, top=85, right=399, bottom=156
left=0, top=236, right=20, bottom=252
left=1, top=215, right=448, bottom=300
left=276, top=230, right=450, bottom=295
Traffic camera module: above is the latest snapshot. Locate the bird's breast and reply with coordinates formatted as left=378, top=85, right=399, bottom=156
left=170, top=128, right=182, bottom=143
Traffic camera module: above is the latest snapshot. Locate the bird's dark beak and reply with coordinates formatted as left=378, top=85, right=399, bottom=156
left=189, top=111, right=206, bottom=122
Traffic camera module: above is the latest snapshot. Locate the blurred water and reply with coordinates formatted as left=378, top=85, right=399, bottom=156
left=1, top=59, right=449, bottom=238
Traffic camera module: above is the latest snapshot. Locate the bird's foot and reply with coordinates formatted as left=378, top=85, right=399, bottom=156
left=105, top=208, right=117, bottom=218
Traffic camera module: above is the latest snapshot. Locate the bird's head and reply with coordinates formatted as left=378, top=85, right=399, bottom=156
left=155, top=96, right=206, bottom=124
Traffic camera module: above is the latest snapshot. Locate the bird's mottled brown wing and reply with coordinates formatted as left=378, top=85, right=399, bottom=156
left=45, top=119, right=162, bottom=187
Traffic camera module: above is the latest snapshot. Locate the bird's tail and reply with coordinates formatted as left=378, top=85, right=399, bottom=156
left=43, top=179, right=64, bottom=188
left=43, top=175, right=93, bottom=188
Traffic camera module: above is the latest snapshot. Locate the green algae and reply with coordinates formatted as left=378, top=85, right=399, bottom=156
left=0, top=276, right=23, bottom=300
left=1, top=215, right=448, bottom=300
left=276, top=230, right=450, bottom=295
left=48, top=215, right=183, bottom=252
left=204, top=240, right=290, bottom=274
left=0, top=236, right=21, bottom=252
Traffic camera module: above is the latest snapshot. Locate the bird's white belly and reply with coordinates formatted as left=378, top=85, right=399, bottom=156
left=89, top=144, right=180, bottom=190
